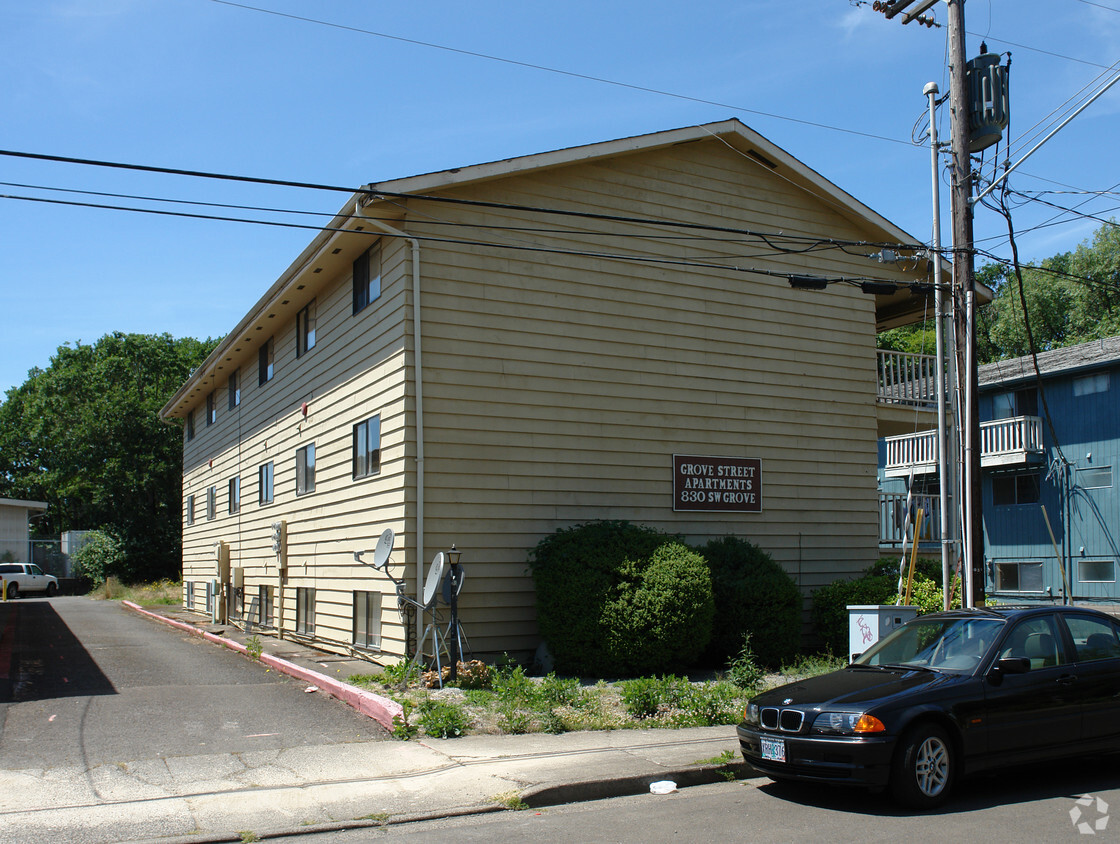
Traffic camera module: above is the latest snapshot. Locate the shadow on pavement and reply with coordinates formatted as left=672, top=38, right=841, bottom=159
left=756, top=754, right=1120, bottom=816
left=0, top=600, right=115, bottom=702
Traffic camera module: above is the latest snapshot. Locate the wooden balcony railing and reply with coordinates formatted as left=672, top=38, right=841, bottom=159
left=883, top=416, right=1045, bottom=476
left=877, top=350, right=938, bottom=409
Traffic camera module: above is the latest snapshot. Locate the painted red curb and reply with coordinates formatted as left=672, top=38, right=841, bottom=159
left=123, top=601, right=403, bottom=729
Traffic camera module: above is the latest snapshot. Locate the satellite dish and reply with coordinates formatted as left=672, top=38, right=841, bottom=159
left=372, top=528, right=395, bottom=570
left=423, top=552, right=446, bottom=607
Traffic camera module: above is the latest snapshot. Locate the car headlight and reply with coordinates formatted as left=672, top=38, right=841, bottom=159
left=812, top=712, right=886, bottom=735
left=743, top=703, right=760, bottom=726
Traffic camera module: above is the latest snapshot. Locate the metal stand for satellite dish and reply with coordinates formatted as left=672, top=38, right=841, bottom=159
left=442, top=564, right=472, bottom=670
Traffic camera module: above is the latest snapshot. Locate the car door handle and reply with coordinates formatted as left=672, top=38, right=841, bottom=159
left=1056, top=674, right=1078, bottom=686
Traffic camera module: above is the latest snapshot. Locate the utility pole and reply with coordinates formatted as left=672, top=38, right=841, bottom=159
left=881, top=0, right=985, bottom=607
left=945, top=0, right=985, bottom=607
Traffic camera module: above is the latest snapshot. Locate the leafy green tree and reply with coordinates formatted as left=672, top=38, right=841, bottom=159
left=0, top=332, right=218, bottom=582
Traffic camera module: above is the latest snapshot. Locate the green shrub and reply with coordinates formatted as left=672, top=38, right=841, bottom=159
left=417, top=697, right=471, bottom=738
left=72, top=530, right=126, bottom=586
left=726, top=633, right=765, bottom=691
left=696, top=537, right=800, bottom=668
left=529, top=521, right=714, bottom=676
left=678, top=681, right=743, bottom=727
left=619, top=675, right=691, bottom=719
left=810, top=572, right=897, bottom=657
left=896, top=574, right=962, bottom=615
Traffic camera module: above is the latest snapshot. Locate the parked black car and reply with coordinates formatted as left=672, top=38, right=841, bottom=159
left=738, top=605, right=1120, bottom=808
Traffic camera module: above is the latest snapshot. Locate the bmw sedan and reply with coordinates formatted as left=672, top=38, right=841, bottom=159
left=737, top=605, right=1120, bottom=808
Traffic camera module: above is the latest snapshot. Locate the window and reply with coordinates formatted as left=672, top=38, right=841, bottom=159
left=1065, top=615, right=1120, bottom=661
left=1079, top=560, right=1116, bottom=583
left=258, top=336, right=274, bottom=386
left=353, top=241, right=382, bottom=315
left=186, top=494, right=195, bottom=526
left=296, top=300, right=317, bottom=357
left=228, top=476, right=241, bottom=514
left=995, top=561, right=1044, bottom=592
left=185, top=410, right=194, bottom=442
left=259, top=461, right=274, bottom=504
left=1077, top=466, right=1113, bottom=490
left=999, top=614, right=1064, bottom=668
left=185, top=581, right=195, bottom=609
left=353, top=591, right=382, bottom=649
left=228, top=369, right=241, bottom=410
left=993, top=472, right=1040, bottom=506
left=206, top=486, right=216, bottom=520
left=258, top=585, right=274, bottom=627
left=204, top=581, right=214, bottom=615
left=1074, top=372, right=1109, bottom=396
left=296, top=444, right=316, bottom=495
left=296, top=587, right=315, bottom=635
left=992, top=387, right=1038, bottom=420
left=353, top=415, right=381, bottom=479
left=206, top=391, right=216, bottom=426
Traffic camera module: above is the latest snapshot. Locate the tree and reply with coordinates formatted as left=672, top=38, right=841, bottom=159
left=0, top=332, right=218, bottom=582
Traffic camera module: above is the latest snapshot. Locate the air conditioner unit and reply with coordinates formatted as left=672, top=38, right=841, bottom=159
left=231, top=567, right=244, bottom=589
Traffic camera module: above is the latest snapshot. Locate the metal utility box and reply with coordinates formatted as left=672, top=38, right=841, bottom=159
left=848, top=605, right=918, bottom=662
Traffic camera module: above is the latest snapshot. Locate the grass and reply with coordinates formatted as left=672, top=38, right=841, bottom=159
left=88, top=577, right=181, bottom=606
left=347, top=652, right=844, bottom=741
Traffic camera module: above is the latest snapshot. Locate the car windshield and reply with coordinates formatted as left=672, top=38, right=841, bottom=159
left=855, top=616, right=1006, bottom=673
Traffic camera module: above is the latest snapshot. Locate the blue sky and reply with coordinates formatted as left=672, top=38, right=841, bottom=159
left=2, top=0, right=1119, bottom=395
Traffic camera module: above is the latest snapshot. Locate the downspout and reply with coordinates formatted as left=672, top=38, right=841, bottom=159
left=354, top=199, right=426, bottom=649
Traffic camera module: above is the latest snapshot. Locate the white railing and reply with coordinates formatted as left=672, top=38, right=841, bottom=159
left=980, top=416, right=1044, bottom=466
left=877, top=350, right=938, bottom=408
left=884, top=429, right=939, bottom=476
left=879, top=492, right=941, bottom=546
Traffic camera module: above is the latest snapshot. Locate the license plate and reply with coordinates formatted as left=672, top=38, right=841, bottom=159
left=760, top=737, right=786, bottom=763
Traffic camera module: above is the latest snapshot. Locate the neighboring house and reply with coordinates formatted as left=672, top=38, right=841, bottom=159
left=882, top=335, right=1120, bottom=603
left=160, top=119, right=939, bottom=663
left=0, top=498, right=48, bottom=564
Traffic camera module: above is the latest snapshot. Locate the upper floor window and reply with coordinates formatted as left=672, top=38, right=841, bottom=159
left=1077, top=466, right=1113, bottom=490
left=353, top=241, right=382, bottom=315
left=1074, top=372, right=1110, bottom=397
left=992, top=387, right=1038, bottom=420
left=993, top=472, right=1040, bottom=506
left=259, top=336, right=274, bottom=386
left=296, top=443, right=316, bottom=496
left=185, top=410, right=195, bottom=442
left=186, top=494, right=195, bottom=526
left=206, top=391, right=216, bottom=426
left=228, top=369, right=241, bottom=410
left=296, top=300, right=317, bottom=358
left=228, top=476, right=241, bottom=514
left=353, top=415, right=381, bottom=479
left=206, top=486, right=217, bottom=520
left=259, top=461, right=274, bottom=505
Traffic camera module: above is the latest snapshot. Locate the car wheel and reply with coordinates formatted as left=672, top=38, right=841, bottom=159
left=46, top=582, right=58, bottom=597
left=6, top=582, right=18, bottom=600
left=891, top=723, right=954, bottom=809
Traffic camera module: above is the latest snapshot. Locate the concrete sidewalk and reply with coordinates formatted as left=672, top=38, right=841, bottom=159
left=97, top=602, right=756, bottom=843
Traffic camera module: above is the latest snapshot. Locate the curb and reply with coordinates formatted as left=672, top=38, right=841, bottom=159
left=122, top=601, right=403, bottom=730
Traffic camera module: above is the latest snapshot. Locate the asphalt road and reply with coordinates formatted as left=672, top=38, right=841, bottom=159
left=287, top=762, right=1120, bottom=843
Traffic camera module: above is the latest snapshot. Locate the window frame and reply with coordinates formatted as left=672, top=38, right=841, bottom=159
left=994, top=560, right=1045, bottom=592
left=353, top=415, right=382, bottom=479
left=296, top=300, right=317, bottom=358
left=228, top=368, right=241, bottom=410
left=185, top=410, right=195, bottom=442
left=353, top=590, right=382, bottom=649
left=259, top=461, right=275, bottom=505
left=352, top=241, right=382, bottom=315
left=1074, top=372, right=1110, bottom=397
left=296, top=587, right=316, bottom=635
left=186, top=493, right=195, bottom=526
left=993, top=472, right=1041, bottom=506
left=206, top=391, right=216, bottom=426
left=228, top=476, right=241, bottom=515
left=258, top=584, right=274, bottom=627
left=1077, top=466, right=1113, bottom=490
left=296, top=443, right=316, bottom=496
left=258, top=336, right=275, bottom=386
left=1078, top=559, right=1116, bottom=583
left=206, top=486, right=216, bottom=520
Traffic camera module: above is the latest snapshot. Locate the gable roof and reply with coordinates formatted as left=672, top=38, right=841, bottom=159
left=979, top=335, right=1120, bottom=389
left=161, top=119, right=945, bottom=419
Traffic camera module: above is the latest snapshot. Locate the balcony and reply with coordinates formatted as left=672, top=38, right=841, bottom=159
left=883, top=415, right=1045, bottom=477
left=879, top=491, right=942, bottom=548
left=877, top=350, right=938, bottom=410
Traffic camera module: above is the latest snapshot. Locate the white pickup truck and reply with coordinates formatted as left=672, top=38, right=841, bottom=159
left=0, top=563, right=59, bottom=599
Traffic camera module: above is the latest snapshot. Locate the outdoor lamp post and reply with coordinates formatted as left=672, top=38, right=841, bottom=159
left=446, top=544, right=463, bottom=681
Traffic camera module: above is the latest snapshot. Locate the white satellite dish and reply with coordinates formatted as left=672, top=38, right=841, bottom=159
left=422, top=552, right=446, bottom=607
left=372, top=528, right=395, bottom=570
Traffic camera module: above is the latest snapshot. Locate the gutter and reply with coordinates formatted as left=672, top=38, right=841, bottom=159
left=354, top=198, right=426, bottom=647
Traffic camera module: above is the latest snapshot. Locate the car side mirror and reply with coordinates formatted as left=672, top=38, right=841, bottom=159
left=987, top=656, right=1030, bottom=685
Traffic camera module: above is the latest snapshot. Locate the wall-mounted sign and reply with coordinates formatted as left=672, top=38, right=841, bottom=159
left=673, top=454, right=762, bottom=512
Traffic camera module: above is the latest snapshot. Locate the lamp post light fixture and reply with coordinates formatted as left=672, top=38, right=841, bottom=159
left=446, top=544, right=463, bottom=681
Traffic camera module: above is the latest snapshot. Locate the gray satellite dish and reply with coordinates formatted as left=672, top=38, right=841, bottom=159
left=372, top=528, right=395, bottom=570
left=423, top=552, right=446, bottom=607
